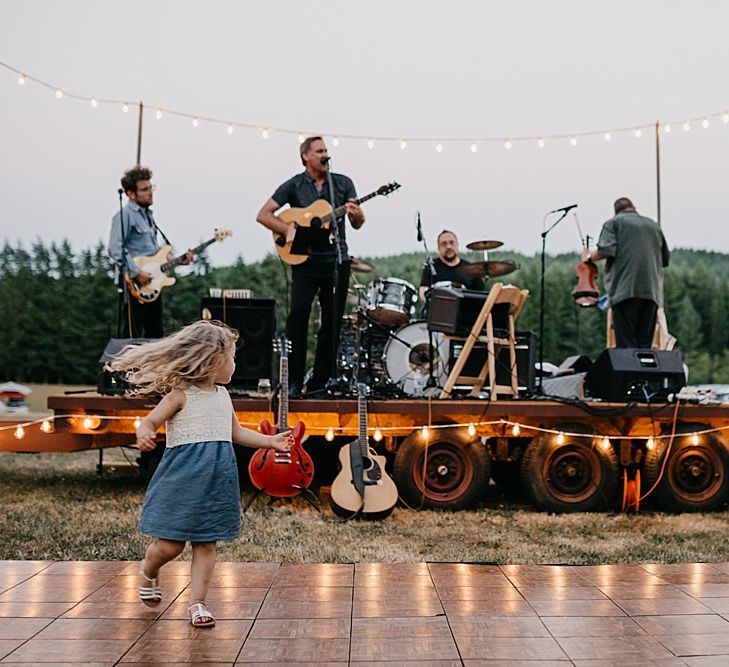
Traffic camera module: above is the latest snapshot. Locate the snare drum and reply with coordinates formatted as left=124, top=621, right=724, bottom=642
left=367, top=277, right=417, bottom=327
left=383, top=320, right=449, bottom=396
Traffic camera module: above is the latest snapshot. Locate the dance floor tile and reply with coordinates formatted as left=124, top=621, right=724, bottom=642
left=237, top=637, right=349, bottom=662
left=616, top=596, right=713, bottom=616
left=518, top=586, right=607, bottom=601
left=34, top=617, right=154, bottom=640
left=699, top=598, right=729, bottom=613
left=435, top=585, right=523, bottom=601
left=354, top=573, right=435, bottom=587
left=248, top=618, right=350, bottom=639
left=121, top=638, right=244, bottom=663
left=463, top=662, right=570, bottom=667
left=264, top=586, right=353, bottom=602
left=235, top=663, right=345, bottom=667
left=656, top=632, right=729, bottom=656
left=634, top=614, right=729, bottom=635
left=0, top=561, right=51, bottom=575
left=529, top=598, right=626, bottom=617
left=0, top=617, right=52, bottom=639
left=62, top=601, right=164, bottom=619
left=0, top=640, right=25, bottom=659
left=455, top=635, right=567, bottom=660
left=542, top=615, right=647, bottom=638
left=441, top=598, right=535, bottom=617
left=0, top=601, right=74, bottom=617
left=678, top=583, right=729, bottom=597
left=142, top=618, right=252, bottom=640
left=353, top=598, right=443, bottom=617
left=683, top=658, right=729, bottom=667
left=204, top=586, right=269, bottom=603
left=356, top=562, right=431, bottom=575
left=5, top=638, right=130, bottom=663
left=41, top=561, right=128, bottom=576
left=449, top=616, right=551, bottom=638
left=597, top=584, right=690, bottom=599
left=100, top=574, right=190, bottom=590
left=257, top=598, right=352, bottom=619
left=352, top=662, right=461, bottom=667
left=656, top=573, right=729, bottom=585
left=351, top=615, right=452, bottom=639
left=162, top=599, right=262, bottom=620
left=350, top=635, right=459, bottom=661
left=557, top=635, right=679, bottom=661
left=353, top=588, right=439, bottom=604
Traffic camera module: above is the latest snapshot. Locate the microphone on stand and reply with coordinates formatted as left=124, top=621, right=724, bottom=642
left=321, top=156, right=331, bottom=166
left=118, top=188, right=124, bottom=195
left=416, top=211, right=423, bottom=242
left=549, top=203, right=578, bottom=214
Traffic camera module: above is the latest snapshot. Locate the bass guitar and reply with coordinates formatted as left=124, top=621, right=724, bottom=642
left=248, top=337, right=313, bottom=497
left=330, top=383, right=398, bottom=519
left=273, top=182, right=401, bottom=265
left=126, top=228, right=232, bottom=303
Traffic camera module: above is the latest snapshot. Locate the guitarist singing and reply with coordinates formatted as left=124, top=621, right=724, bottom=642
left=256, top=137, right=365, bottom=397
left=108, top=166, right=192, bottom=338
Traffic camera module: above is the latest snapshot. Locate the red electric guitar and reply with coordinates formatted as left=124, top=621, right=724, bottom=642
left=248, top=337, right=313, bottom=497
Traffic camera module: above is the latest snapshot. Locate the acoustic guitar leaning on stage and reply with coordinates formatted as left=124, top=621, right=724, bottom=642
left=125, top=229, right=232, bottom=303
left=330, top=383, right=398, bottom=519
left=248, top=337, right=314, bottom=498
left=272, top=182, right=400, bottom=265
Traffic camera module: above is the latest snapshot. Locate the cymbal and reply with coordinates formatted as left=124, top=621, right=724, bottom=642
left=350, top=257, right=375, bottom=273
left=457, top=260, right=519, bottom=279
left=466, top=239, right=504, bottom=251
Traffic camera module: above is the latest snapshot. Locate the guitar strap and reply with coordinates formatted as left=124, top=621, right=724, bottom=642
left=348, top=441, right=365, bottom=500
left=145, top=209, right=171, bottom=246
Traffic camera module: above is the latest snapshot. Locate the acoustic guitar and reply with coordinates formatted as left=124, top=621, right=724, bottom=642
left=125, top=228, right=232, bottom=303
left=273, top=182, right=401, bottom=265
left=330, top=383, right=398, bottom=519
left=248, top=337, right=314, bottom=497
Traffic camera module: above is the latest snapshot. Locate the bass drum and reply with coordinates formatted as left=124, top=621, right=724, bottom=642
left=383, top=321, right=449, bottom=396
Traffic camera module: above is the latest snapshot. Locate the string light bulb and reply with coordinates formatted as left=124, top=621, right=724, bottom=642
left=331, top=137, right=339, bottom=146
left=504, top=140, right=512, bottom=150
left=261, top=128, right=268, bottom=139
left=683, top=121, right=690, bottom=132
left=538, top=138, right=545, bottom=148
left=40, top=419, right=53, bottom=434
left=691, top=432, right=699, bottom=445
left=400, top=140, right=407, bottom=150
left=512, top=423, right=520, bottom=436
left=604, top=132, right=611, bottom=142
left=325, top=427, right=334, bottom=442
left=227, top=125, right=234, bottom=135
left=133, top=416, right=142, bottom=429
left=18, top=74, right=25, bottom=85
left=298, top=134, right=304, bottom=143
left=556, top=432, right=565, bottom=445
left=702, top=118, right=710, bottom=129
left=90, top=98, right=98, bottom=108
left=467, top=423, right=476, bottom=437
left=601, top=436, right=611, bottom=451
left=723, top=113, right=729, bottom=124
left=373, top=427, right=382, bottom=442
left=421, top=425, right=429, bottom=440
left=367, top=139, right=374, bottom=149
left=14, top=425, right=25, bottom=439
left=634, top=129, right=642, bottom=138
left=435, top=143, right=443, bottom=152
left=570, top=137, right=577, bottom=147
left=192, top=118, right=199, bottom=128
left=646, top=436, right=655, bottom=451
left=155, top=109, right=163, bottom=120
left=83, top=416, right=93, bottom=429
left=664, top=124, right=671, bottom=133
left=55, top=89, right=63, bottom=99
left=122, top=103, right=129, bottom=113
left=470, top=143, right=478, bottom=153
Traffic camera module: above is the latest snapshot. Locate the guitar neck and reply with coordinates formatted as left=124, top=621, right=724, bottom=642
left=358, top=387, right=368, bottom=458
left=322, top=190, right=380, bottom=225
left=278, top=355, right=289, bottom=432
left=160, top=237, right=216, bottom=272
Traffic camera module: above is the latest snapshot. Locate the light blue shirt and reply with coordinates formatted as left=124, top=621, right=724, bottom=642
left=108, top=201, right=161, bottom=277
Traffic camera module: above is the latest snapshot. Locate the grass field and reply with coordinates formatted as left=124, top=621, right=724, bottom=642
left=3, top=447, right=729, bottom=564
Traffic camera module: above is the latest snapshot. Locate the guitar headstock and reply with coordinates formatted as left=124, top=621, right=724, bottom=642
left=214, top=228, right=233, bottom=242
left=377, top=182, right=401, bottom=197
left=273, top=336, right=293, bottom=357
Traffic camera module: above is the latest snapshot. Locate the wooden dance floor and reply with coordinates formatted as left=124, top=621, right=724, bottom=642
left=3, top=561, right=729, bottom=665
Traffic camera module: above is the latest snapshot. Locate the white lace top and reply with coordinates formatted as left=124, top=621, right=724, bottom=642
left=165, top=386, right=233, bottom=448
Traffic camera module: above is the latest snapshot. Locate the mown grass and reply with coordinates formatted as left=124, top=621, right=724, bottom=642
left=3, top=449, right=729, bottom=564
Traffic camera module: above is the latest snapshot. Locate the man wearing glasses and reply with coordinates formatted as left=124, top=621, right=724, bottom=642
left=108, top=165, right=191, bottom=338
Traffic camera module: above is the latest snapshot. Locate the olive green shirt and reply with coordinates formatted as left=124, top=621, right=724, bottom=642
left=596, top=211, right=670, bottom=307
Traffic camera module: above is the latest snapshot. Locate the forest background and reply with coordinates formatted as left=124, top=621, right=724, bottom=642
left=1, top=241, right=728, bottom=386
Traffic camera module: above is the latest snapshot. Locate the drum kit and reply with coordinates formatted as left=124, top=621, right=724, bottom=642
left=333, top=241, right=519, bottom=398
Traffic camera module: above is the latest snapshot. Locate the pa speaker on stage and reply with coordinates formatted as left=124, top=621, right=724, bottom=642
left=585, top=348, right=686, bottom=402
left=97, top=338, right=152, bottom=395
left=201, top=297, right=276, bottom=389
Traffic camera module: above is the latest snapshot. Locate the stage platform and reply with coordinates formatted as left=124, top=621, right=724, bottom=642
left=2, top=560, right=729, bottom=664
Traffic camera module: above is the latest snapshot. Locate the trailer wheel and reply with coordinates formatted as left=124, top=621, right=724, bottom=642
left=393, top=428, right=490, bottom=510
left=520, top=424, right=619, bottom=512
left=643, top=426, right=729, bottom=512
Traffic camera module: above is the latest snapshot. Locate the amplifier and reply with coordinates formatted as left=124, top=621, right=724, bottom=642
left=449, top=331, right=537, bottom=396
left=97, top=338, right=151, bottom=395
left=428, top=286, right=508, bottom=336
left=585, top=348, right=686, bottom=402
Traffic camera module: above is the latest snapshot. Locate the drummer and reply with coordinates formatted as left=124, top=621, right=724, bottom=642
left=419, top=230, right=486, bottom=300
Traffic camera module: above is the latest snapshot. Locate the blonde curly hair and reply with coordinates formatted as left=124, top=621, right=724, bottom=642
left=108, top=320, right=239, bottom=397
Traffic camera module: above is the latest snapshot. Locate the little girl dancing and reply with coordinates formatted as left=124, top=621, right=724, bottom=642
left=110, top=320, right=292, bottom=627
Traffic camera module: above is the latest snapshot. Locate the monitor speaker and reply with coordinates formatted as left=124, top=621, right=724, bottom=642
left=449, top=330, right=537, bottom=396
left=585, top=348, right=686, bottom=402
left=428, top=286, right=509, bottom=336
left=201, top=297, right=276, bottom=389
left=97, top=338, right=152, bottom=395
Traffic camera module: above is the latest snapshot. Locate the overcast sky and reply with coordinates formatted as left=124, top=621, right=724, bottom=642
left=2, top=0, right=729, bottom=269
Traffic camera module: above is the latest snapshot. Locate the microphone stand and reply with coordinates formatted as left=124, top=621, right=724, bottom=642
left=418, top=215, right=438, bottom=390
left=116, top=189, right=130, bottom=338
left=538, top=208, right=570, bottom=392
left=325, top=159, right=344, bottom=395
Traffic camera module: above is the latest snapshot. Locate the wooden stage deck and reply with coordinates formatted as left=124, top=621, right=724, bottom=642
left=2, top=560, right=729, bottom=664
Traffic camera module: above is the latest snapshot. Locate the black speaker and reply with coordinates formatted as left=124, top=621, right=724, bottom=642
left=201, top=297, right=276, bottom=389
left=428, top=286, right=509, bottom=336
left=449, top=330, right=537, bottom=396
left=97, top=338, right=152, bottom=395
left=585, top=348, right=686, bottom=402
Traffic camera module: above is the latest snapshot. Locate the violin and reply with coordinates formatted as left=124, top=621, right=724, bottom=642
left=572, top=238, right=600, bottom=308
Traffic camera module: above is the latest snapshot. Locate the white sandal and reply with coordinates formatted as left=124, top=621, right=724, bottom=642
left=188, top=602, right=216, bottom=627
left=139, top=565, right=162, bottom=607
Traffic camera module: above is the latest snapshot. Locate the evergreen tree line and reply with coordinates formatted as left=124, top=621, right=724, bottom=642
left=2, top=240, right=728, bottom=385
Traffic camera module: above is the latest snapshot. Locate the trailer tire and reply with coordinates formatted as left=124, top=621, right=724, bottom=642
left=520, top=424, right=619, bottom=512
left=393, top=428, right=490, bottom=510
left=643, top=425, right=729, bottom=512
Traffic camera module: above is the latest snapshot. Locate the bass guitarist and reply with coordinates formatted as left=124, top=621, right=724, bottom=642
left=256, top=137, right=365, bottom=397
left=108, top=166, right=191, bottom=338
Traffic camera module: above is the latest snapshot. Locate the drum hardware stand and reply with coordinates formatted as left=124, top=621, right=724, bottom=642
left=416, top=212, right=439, bottom=390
